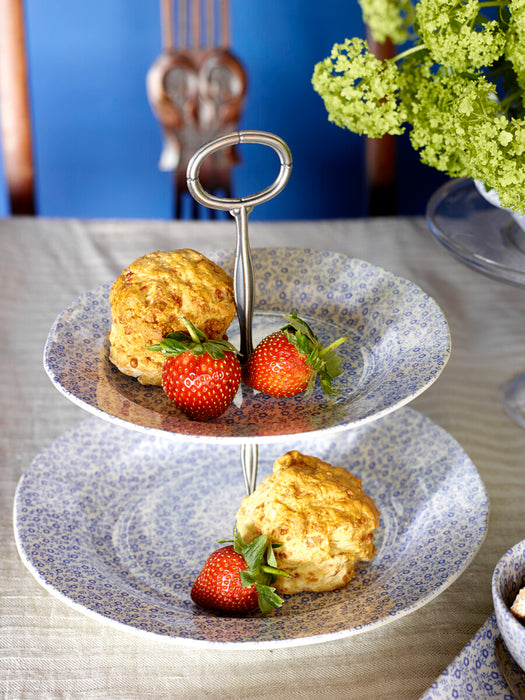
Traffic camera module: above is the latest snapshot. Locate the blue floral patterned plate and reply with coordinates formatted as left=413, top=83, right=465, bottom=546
left=14, top=407, right=488, bottom=648
left=421, top=615, right=513, bottom=699
left=43, top=248, right=451, bottom=443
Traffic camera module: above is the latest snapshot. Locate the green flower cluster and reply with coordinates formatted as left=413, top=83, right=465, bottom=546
left=356, top=0, right=415, bottom=44
left=312, top=0, right=525, bottom=212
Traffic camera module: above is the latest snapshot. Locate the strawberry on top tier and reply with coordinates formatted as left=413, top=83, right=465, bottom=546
left=243, top=312, right=347, bottom=398
left=148, top=317, right=241, bottom=421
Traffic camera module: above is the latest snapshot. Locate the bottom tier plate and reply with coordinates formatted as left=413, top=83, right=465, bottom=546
left=13, top=408, right=488, bottom=649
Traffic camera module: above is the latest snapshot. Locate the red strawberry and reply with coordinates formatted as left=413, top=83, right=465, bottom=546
left=191, top=531, right=290, bottom=615
left=191, top=546, right=258, bottom=614
left=243, top=312, right=347, bottom=398
left=148, top=318, right=241, bottom=421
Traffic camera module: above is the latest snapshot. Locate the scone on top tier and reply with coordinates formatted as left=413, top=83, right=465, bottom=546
left=108, top=249, right=236, bottom=385
left=236, top=451, right=380, bottom=594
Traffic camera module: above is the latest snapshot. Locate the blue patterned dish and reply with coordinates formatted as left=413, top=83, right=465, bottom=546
left=492, top=539, right=525, bottom=670
left=421, top=615, right=514, bottom=699
left=14, top=407, right=487, bottom=648
left=43, top=248, right=451, bottom=443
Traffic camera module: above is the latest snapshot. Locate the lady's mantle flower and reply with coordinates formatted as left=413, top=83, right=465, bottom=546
left=357, top=0, right=415, bottom=44
left=416, top=0, right=506, bottom=70
left=312, top=38, right=407, bottom=138
left=312, top=0, right=525, bottom=212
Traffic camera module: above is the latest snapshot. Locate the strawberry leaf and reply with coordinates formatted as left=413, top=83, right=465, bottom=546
left=147, top=334, right=189, bottom=354
left=239, top=569, right=259, bottom=587
left=147, top=316, right=240, bottom=359
left=260, top=564, right=289, bottom=577
left=266, top=543, right=278, bottom=568
left=256, top=584, right=285, bottom=613
left=232, top=528, right=247, bottom=554
left=222, top=527, right=290, bottom=613
left=281, top=312, right=317, bottom=340
left=281, top=311, right=347, bottom=395
left=242, top=534, right=268, bottom=571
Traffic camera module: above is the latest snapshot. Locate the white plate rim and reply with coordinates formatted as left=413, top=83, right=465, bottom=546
left=14, top=407, right=488, bottom=650
left=43, top=248, right=451, bottom=445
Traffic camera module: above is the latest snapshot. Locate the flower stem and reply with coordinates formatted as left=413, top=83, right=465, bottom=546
left=393, top=44, right=427, bottom=63
left=477, top=0, right=507, bottom=7
left=500, top=90, right=523, bottom=113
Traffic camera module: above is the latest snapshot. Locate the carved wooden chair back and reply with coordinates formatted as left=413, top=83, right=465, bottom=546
left=147, top=0, right=247, bottom=218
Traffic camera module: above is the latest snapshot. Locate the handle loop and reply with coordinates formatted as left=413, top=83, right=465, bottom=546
left=186, top=130, right=292, bottom=212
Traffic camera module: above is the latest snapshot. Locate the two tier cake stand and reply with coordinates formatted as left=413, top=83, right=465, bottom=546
left=14, top=132, right=489, bottom=648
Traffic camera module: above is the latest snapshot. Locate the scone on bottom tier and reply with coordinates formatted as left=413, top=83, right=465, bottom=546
left=108, top=249, right=236, bottom=385
left=236, top=451, right=380, bottom=594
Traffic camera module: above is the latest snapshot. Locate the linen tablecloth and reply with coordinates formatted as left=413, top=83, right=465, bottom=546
left=2, top=215, right=525, bottom=699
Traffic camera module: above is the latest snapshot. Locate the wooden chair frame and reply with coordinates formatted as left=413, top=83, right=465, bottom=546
left=365, top=32, right=397, bottom=216
left=0, top=0, right=35, bottom=215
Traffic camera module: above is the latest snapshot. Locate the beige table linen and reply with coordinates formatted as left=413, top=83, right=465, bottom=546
left=1, top=215, right=524, bottom=699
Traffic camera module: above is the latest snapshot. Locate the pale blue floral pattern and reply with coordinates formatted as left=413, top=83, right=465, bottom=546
left=422, top=615, right=515, bottom=699
left=43, top=248, right=451, bottom=443
left=492, top=539, right=525, bottom=671
left=14, top=408, right=488, bottom=648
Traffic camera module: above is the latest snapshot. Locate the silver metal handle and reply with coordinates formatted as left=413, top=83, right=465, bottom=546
left=186, top=130, right=292, bottom=360
left=240, top=444, right=259, bottom=496
left=187, top=131, right=292, bottom=495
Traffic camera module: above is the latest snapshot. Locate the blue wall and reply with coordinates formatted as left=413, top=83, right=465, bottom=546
left=0, top=1, right=447, bottom=220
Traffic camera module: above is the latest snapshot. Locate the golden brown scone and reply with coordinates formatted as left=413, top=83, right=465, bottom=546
left=108, top=249, right=236, bottom=385
left=236, top=451, right=379, bottom=594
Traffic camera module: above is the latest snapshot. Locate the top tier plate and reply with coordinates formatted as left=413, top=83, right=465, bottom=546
left=44, top=248, right=450, bottom=443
